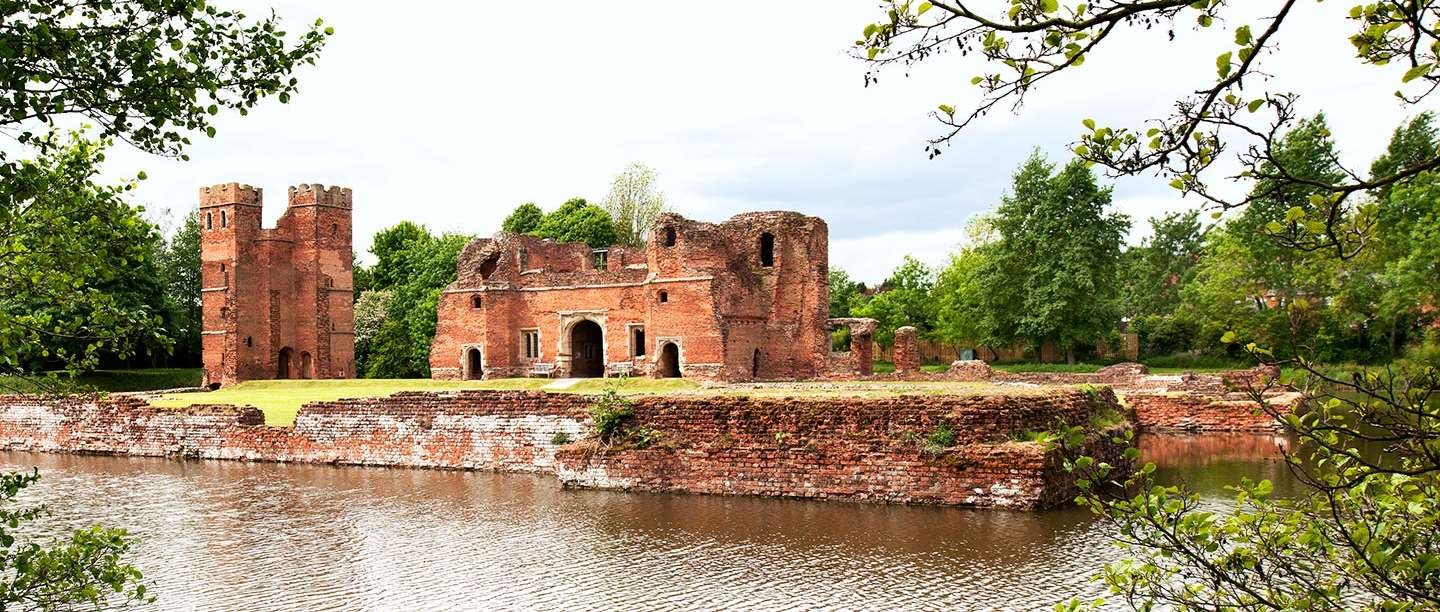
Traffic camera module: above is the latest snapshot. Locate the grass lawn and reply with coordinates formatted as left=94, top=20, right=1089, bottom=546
left=149, top=376, right=1035, bottom=427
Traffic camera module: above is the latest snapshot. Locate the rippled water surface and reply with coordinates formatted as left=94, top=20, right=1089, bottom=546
left=1, top=434, right=1294, bottom=611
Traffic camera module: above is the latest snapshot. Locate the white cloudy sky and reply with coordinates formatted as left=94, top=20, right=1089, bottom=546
left=97, top=2, right=1430, bottom=283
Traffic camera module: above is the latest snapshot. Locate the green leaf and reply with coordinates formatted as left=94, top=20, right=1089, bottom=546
left=1216, top=51, right=1233, bottom=78
left=1083, top=118, right=1096, bottom=130
left=938, top=104, right=955, bottom=116
left=1402, top=63, right=1432, bottom=83
left=917, top=2, right=932, bottom=15
left=1247, top=98, right=1264, bottom=113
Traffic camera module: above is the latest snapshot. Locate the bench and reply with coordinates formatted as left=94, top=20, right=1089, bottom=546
left=528, top=362, right=556, bottom=378
left=606, top=362, right=635, bottom=378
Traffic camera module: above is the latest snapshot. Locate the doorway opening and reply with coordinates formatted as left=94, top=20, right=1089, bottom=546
left=569, top=320, right=604, bottom=378
left=658, top=342, right=681, bottom=378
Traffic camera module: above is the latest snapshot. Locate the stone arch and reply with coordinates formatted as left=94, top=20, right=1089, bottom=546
left=463, top=347, right=483, bottom=380
left=277, top=347, right=294, bottom=379
left=567, top=319, right=605, bottom=378
left=299, top=351, right=313, bottom=379
left=657, top=342, right=681, bottom=378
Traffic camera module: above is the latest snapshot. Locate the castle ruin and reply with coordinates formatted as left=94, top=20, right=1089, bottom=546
left=199, top=183, right=355, bottom=386
left=429, top=211, right=856, bottom=381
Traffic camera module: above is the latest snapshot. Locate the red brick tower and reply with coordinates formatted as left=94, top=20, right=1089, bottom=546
left=199, top=183, right=354, bottom=387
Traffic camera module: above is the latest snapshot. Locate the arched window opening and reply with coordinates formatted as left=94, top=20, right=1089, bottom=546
left=220, top=210, right=228, bottom=228
left=277, top=347, right=293, bottom=379
left=658, top=290, right=668, bottom=303
left=662, top=226, right=676, bottom=247
left=205, top=212, right=213, bottom=230
left=331, top=223, right=338, bottom=239
left=245, top=336, right=253, bottom=347
left=759, top=232, right=775, bottom=268
left=752, top=349, right=762, bottom=378
left=470, top=294, right=482, bottom=309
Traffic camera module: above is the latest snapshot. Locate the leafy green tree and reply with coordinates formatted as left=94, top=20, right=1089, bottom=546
left=352, top=289, right=391, bottom=376
left=857, top=2, right=1440, bottom=608
left=361, top=225, right=470, bottom=378
left=827, top=269, right=864, bottom=318
left=158, top=211, right=203, bottom=367
left=1119, top=210, right=1205, bottom=320
left=501, top=203, right=544, bottom=235
left=601, top=163, right=668, bottom=246
left=977, top=152, right=1129, bottom=363
left=853, top=255, right=936, bottom=347
left=932, top=246, right=989, bottom=349
left=533, top=198, right=618, bottom=248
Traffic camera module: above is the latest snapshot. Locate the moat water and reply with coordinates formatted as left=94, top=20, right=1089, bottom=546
left=0, top=434, right=1297, bottom=611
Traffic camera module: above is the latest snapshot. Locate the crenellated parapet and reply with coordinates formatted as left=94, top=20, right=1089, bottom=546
left=287, top=184, right=353, bottom=208
left=199, top=183, right=262, bottom=208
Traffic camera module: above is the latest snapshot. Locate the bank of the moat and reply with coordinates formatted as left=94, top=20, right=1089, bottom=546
left=0, top=387, right=1131, bottom=509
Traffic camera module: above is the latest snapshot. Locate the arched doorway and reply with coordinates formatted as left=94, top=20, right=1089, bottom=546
left=658, top=342, right=681, bottom=378
left=277, top=347, right=293, bottom=379
left=569, top=320, right=604, bottom=378
left=300, top=352, right=313, bottom=379
left=464, top=347, right=483, bottom=380
left=752, top=349, right=762, bottom=379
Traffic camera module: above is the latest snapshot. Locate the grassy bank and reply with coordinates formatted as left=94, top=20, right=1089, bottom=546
left=0, top=368, right=202, bottom=393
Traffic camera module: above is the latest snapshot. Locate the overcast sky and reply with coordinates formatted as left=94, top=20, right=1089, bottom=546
left=100, top=2, right=1431, bottom=283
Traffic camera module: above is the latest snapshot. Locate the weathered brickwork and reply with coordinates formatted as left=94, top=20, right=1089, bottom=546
left=429, top=212, right=832, bottom=382
left=200, top=183, right=355, bottom=387
left=893, top=326, right=920, bottom=374
left=0, top=389, right=1128, bottom=509
left=553, top=388, right=1129, bottom=509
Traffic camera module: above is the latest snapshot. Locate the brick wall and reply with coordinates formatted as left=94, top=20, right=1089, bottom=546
left=0, top=389, right=1128, bottom=509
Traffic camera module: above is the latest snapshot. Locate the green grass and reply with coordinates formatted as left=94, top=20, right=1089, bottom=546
left=992, top=363, right=1103, bottom=374
left=1, top=368, right=202, bottom=393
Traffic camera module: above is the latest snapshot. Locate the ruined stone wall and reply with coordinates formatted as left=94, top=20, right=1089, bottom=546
left=554, top=389, right=1127, bottom=509
left=0, top=390, right=1126, bottom=509
left=431, top=211, right=829, bottom=382
left=199, top=183, right=355, bottom=386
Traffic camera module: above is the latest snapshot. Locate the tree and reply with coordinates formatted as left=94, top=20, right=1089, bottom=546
left=360, top=225, right=470, bottom=378
left=532, top=198, right=619, bottom=248
left=1119, top=210, right=1205, bottom=320
left=977, top=152, right=1129, bottom=363
left=856, top=2, right=1440, bottom=608
left=932, top=246, right=989, bottom=349
left=501, top=203, right=544, bottom=235
left=159, top=211, right=203, bottom=367
left=853, top=255, right=936, bottom=347
left=601, top=163, right=668, bottom=247
left=0, top=135, right=168, bottom=387
left=828, top=269, right=864, bottom=318
left=1, top=1, right=330, bottom=161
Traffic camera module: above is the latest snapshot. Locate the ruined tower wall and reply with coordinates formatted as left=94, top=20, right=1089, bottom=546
left=200, top=183, right=354, bottom=386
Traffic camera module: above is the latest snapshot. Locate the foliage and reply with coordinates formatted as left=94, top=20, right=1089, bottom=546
left=0, top=470, right=151, bottom=608
left=932, top=245, right=989, bottom=347
left=601, top=163, right=668, bottom=247
left=550, top=431, right=573, bottom=446
left=352, top=289, right=392, bottom=376
left=853, top=255, right=936, bottom=347
left=532, top=198, right=619, bottom=249
left=854, top=2, right=1440, bottom=608
left=158, top=210, right=203, bottom=367
left=920, top=422, right=956, bottom=455
left=827, top=268, right=864, bottom=318
left=0, top=135, right=168, bottom=390
left=0, top=0, right=330, bottom=161
left=357, top=225, right=470, bottom=378
left=501, top=203, right=544, bottom=235
left=587, top=388, right=635, bottom=442
left=975, top=152, right=1129, bottom=362
left=1118, top=210, right=1205, bottom=320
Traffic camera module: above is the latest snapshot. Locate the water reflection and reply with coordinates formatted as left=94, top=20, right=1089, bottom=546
left=1, top=433, right=1293, bottom=611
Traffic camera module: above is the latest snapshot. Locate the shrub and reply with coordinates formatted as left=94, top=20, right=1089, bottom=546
left=587, top=388, right=634, bottom=442
left=921, top=423, right=956, bottom=455
left=550, top=431, right=573, bottom=446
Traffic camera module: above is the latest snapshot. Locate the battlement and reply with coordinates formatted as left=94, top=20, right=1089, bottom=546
left=288, top=184, right=353, bottom=208
left=200, top=183, right=262, bottom=207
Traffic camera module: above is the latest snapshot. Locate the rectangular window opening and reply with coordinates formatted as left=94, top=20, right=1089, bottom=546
left=522, top=329, right=540, bottom=359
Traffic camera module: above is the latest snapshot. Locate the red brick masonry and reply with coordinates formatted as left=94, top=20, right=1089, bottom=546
left=0, top=389, right=1129, bottom=510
